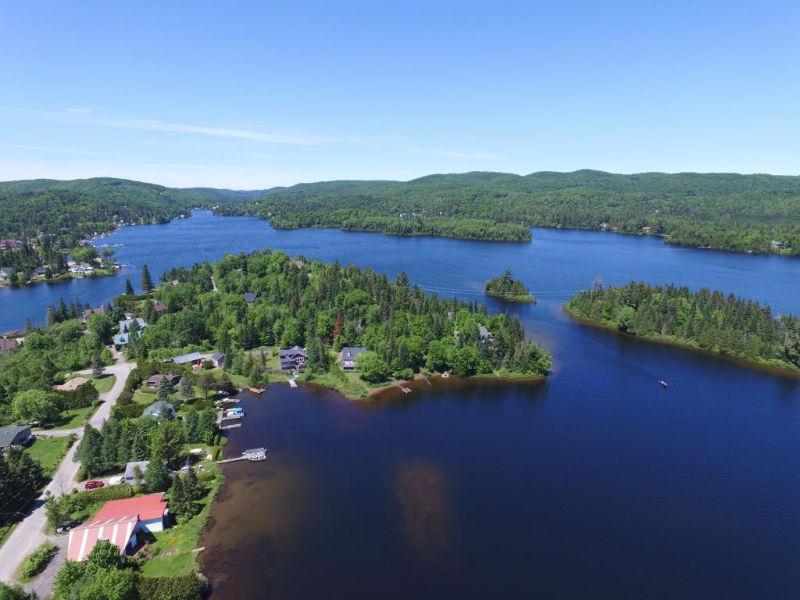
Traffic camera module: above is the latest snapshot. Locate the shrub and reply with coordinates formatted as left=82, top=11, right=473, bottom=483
left=112, top=403, right=144, bottom=420
left=137, top=574, right=206, bottom=600
left=54, top=381, right=99, bottom=410
left=19, top=541, right=57, bottom=581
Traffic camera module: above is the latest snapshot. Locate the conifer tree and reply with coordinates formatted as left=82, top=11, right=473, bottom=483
left=141, top=264, right=153, bottom=293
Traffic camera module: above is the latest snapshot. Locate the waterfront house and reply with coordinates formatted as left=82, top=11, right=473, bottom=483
left=118, top=317, right=147, bottom=333
left=32, top=266, right=48, bottom=277
left=244, top=292, right=258, bottom=304
left=145, top=373, right=180, bottom=389
left=123, top=460, right=150, bottom=484
left=279, top=346, right=307, bottom=371
left=173, top=351, right=203, bottom=366
left=81, top=306, right=105, bottom=324
left=340, top=346, right=367, bottom=370
left=0, top=268, right=12, bottom=282
left=0, top=425, right=33, bottom=451
left=0, top=338, right=19, bottom=355
left=142, top=400, right=176, bottom=420
left=67, top=493, right=169, bottom=561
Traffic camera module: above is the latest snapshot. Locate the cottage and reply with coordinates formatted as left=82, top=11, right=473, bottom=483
left=173, top=351, right=203, bottom=366
left=123, top=460, right=150, bottom=484
left=0, top=338, right=19, bottom=355
left=152, top=300, right=167, bottom=315
left=67, top=493, right=169, bottom=561
left=210, top=352, right=225, bottom=368
left=118, top=318, right=147, bottom=333
left=478, top=324, right=494, bottom=342
left=113, top=332, right=130, bottom=348
left=145, top=373, right=180, bottom=389
left=81, top=306, right=105, bottom=324
left=340, top=346, right=367, bottom=370
left=52, top=376, right=91, bottom=392
left=142, top=401, right=176, bottom=420
left=0, top=268, right=12, bottom=282
left=32, top=266, right=48, bottom=278
left=279, top=346, right=307, bottom=371
left=0, top=425, right=33, bottom=451
left=243, top=292, right=258, bottom=304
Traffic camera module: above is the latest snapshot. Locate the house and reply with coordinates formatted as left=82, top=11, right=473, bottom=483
left=141, top=400, right=176, bottom=420
left=52, top=376, right=91, bottom=392
left=478, top=324, right=494, bottom=342
left=145, top=373, right=180, bottom=389
left=113, top=332, right=130, bottom=348
left=0, top=338, right=19, bottom=355
left=0, top=425, right=33, bottom=451
left=152, top=300, right=167, bottom=315
left=68, top=262, right=94, bottom=275
left=118, top=318, right=147, bottom=333
left=641, top=226, right=653, bottom=234
left=81, top=306, right=105, bottom=324
left=123, top=460, right=150, bottom=484
left=67, top=493, right=169, bottom=561
left=0, top=239, right=21, bottom=251
left=173, top=351, right=203, bottom=366
left=243, top=292, right=258, bottom=304
left=340, top=346, right=367, bottom=370
left=0, top=268, right=12, bottom=282
left=210, top=352, right=225, bottom=368
left=279, top=346, right=307, bottom=371
left=32, top=266, right=48, bottom=277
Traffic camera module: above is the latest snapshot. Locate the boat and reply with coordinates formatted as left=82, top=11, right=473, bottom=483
left=659, top=380, right=668, bottom=388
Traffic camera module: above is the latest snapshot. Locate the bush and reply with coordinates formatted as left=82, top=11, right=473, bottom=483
left=19, top=541, right=57, bottom=581
left=54, top=381, right=99, bottom=410
left=137, top=574, right=206, bottom=600
left=112, top=403, right=143, bottom=420
left=46, top=485, right=134, bottom=528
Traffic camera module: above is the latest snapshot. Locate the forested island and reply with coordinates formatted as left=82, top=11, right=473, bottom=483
left=485, top=269, right=536, bottom=303
left=565, top=282, right=800, bottom=373
left=215, top=170, right=800, bottom=254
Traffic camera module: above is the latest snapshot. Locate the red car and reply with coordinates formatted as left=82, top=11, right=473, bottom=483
left=84, top=480, right=104, bottom=490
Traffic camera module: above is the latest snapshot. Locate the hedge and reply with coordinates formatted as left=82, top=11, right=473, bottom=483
left=137, top=574, right=206, bottom=600
left=54, top=382, right=99, bottom=410
left=45, top=484, right=135, bottom=527
left=19, top=541, right=57, bottom=581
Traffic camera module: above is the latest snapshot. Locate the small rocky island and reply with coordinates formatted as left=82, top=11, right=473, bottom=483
left=485, top=268, right=536, bottom=303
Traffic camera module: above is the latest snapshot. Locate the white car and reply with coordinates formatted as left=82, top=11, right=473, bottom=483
left=107, top=476, right=124, bottom=486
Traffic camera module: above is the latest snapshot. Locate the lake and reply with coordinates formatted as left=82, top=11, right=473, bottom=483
left=3, top=211, right=800, bottom=598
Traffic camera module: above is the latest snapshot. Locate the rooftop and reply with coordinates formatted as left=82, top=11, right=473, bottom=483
left=94, top=492, right=168, bottom=522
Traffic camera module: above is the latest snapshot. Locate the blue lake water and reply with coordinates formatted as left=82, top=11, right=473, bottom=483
left=2, top=211, right=800, bottom=598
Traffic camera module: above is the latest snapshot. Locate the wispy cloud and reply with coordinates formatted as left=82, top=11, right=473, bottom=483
left=0, top=143, right=134, bottom=160
left=406, top=146, right=501, bottom=160
left=0, top=106, right=331, bottom=146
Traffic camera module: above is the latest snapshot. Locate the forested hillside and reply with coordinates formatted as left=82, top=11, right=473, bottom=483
left=565, top=281, right=800, bottom=372
left=217, top=170, right=800, bottom=253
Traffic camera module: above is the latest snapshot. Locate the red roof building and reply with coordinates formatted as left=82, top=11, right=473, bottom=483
left=67, top=493, right=169, bottom=562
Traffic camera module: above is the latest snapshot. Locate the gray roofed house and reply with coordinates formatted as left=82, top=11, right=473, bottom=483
left=243, top=292, right=258, bottom=303
left=478, top=324, right=494, bottom=342
left=123, top=460, right=150, bottom=484
left=141, top=401, right=176, bottom=420
left=278, top=346, right=307, bottom=371
left=173, top=351, right=203, bottom=365
left=0, top=425, right=33, bottom=450
left=340, top=346, right=367, bottom=370
left=118, top=318, right=147, bottom=333
left=146, top=373, right=181, bottom=389
left=210, top=352, right=225, bottom=367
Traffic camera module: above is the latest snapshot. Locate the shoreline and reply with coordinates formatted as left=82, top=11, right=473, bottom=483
left=563, top=306, right=800, bottom=380
left=485, top=290, right=536, bottom=303
left=0, top=268, right=119, bottom=290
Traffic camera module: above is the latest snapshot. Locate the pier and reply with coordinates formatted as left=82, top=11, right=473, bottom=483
left=216, top=447, right=267, bottom=464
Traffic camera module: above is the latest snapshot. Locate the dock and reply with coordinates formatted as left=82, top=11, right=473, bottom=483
left=288, top=378, right=298, bottom=388
left=216, top=447, right=267, bottom=464
left=245, top=386, right=265, bottom=394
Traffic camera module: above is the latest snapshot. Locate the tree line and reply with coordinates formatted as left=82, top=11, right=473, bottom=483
left=566, top=281, right=800, bottom=372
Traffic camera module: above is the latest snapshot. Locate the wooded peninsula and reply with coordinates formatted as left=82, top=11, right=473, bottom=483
left=565, top=282, right=800, bottom=374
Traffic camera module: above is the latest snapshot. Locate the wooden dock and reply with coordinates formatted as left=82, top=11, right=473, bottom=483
left=288, top=378, right=298, bottom=388
left=216, top=447, right=267, bottom=464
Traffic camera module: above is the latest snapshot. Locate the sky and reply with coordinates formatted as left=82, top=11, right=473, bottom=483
left=1, top=0, right=799, bottom=188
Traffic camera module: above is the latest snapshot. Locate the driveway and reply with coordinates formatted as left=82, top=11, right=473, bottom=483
left=0, top=350, right=134, bottom=592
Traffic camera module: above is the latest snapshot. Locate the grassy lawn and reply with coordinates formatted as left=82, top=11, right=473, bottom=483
left=140, top=466, right=224, bottom=577
left=25, top=435, right=75, bottom=476
left=300, top=370, right=372, bottom=399
left=92, top=374, right=116, bottom=393
left=48, top=405, right=97, bottom=430
left=133, top=389, right=157, bottom=405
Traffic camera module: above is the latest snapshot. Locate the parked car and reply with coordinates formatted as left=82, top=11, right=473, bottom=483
left=107, top=476, right=123, bottom=486
left=84, top=480, right=104, bottom=490
left=56, top=520, right=80, bottom=533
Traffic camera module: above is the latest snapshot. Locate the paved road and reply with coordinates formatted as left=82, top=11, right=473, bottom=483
left=0, top=350, right=134, bottom=594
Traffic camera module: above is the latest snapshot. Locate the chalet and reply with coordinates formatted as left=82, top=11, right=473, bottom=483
left=53, top=376, right=91, bottom=392
left=67, top=493, right=169, bottom=562
left=210, top=352, right=225, bottom=368
left=641, top=226, right=653, bottom=234
left=0, top=338, right=19, bottom=355
left=340, top=346, right=367, bottom=370
left=32, top=266, right=48, bottom=277
left=123, top=460, right=150, bottom=484
left=0, top=268, right=12, bottom=282
left=244, top=292, right=258, bottom=304
left=142, top=401, right=176, bottom=420
left=152, top=300, right=167, bottom=315
left=68, top=262, right=94, bottom=275
left=0, top=425, right=33, bottom=451
left=173, top=351, right=203, bottom=366
left=478, top=324, right=494, bottom=342
left=145, top=373, right=180, bottom=389
left=279, top=346, right=307, bottom=371
left=118, top=318, right=147, bottom=333
left=81, top=306, right=105, bottom=324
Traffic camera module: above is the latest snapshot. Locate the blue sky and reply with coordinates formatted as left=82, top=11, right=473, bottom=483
left=1, top=0, right=798, bottom=188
